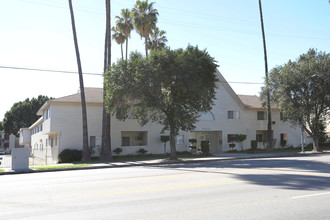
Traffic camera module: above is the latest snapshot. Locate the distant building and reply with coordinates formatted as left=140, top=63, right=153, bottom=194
left=0, top=132, right=16, bottom=153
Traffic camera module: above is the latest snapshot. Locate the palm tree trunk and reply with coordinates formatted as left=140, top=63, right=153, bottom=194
left=68, top=0, right=90, bottom=162
left=101, top=0, right=112, bottom=161
left=126, top=36, right=128, bottom=61
left=258, top=0, right=272, bottom=150
left=121, top=43, right=124, bottom=61
left=145, top=37, right=148, bottom=57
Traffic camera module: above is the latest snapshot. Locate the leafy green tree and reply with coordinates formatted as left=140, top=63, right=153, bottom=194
left=3, top=96, right=50, bottom=135
left=105, top=46, right=218, bottom=159
left=263, top=49, right=330, bottom=152
left=132, top=0, right=158, bottom=57
left=147, top=27, right=167, bottom=51
left=68, top=0, right=90, bottom=162
left=0, top=121, right=3, bottom=132
left=115, top=8, right=133, bottom=61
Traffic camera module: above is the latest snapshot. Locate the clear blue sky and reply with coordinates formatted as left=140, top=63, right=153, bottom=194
left=0, top=0, right=329, bottom=121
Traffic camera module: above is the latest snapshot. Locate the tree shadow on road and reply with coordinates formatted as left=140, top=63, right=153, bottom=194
left=151, top=155, right=330, bottom=190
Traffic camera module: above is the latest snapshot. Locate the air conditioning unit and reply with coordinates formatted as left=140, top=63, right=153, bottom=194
left=272, top=121, right=276, bottom=124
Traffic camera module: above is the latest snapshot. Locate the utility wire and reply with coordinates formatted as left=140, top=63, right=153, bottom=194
left=0, top=65, right=263, bottom=85
left=0, top=65, right=102, bottom=76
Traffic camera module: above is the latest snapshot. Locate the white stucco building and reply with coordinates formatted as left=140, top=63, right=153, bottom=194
left=23, top=70, right=307, bottom=164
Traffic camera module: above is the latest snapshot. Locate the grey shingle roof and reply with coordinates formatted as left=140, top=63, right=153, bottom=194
left=237, top=94, right=264, bottom=109
left=51, top=88, right=103, bottom=104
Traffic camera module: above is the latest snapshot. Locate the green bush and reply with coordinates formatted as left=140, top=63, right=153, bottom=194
left=201, top=141, right=210, bottom=156
left=137, top=148, right=148, bottom=155
left=229, top=143, right=235, bottom=150
left=113, top=147, right=123, bottom=155
left=160, top=135, right=170, bottom=143
left=58, top=149, right=82, bottom=163
left=251, top=140, right=257, bottom=153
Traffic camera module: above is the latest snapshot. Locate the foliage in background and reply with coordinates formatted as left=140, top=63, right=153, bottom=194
left=261, top=49, right=329, bottom=151
left=105, top=46, right=218, bottom=160
left=3, top=96, right=51, bottom=135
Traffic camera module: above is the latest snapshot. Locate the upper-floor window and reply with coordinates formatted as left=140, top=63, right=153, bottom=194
left=199, top=112, right=215, bottom=120
left=257, top=111, right=267, bottom=120
left=44, top=108, right=51, bottom=120
left=228, top=111, right=240, bottom=119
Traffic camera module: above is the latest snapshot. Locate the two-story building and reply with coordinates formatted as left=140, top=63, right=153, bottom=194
left=21, top=70, right=308, bottom=164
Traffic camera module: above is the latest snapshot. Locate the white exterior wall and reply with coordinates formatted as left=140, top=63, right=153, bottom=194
left=111, top=119, right=189, bottom=155
left=19, top=128, right=31, bottom=147
left=50, top=103, right=103, bottom=155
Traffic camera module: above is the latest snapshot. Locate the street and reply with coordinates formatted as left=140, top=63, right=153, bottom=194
left=1, top=154, right=330, bottom=220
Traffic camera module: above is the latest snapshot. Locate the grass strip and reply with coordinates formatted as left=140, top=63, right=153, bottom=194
left=33, top=164, right=91, bottom=170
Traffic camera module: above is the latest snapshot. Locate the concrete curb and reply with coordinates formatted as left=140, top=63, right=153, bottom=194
left=1, top=151, right=329, bottom=175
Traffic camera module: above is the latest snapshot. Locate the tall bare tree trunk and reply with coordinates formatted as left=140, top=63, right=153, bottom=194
left=259, top=0, right=272, bottom=150
left=101, top=0, right=112, bottom=161
left=145, top=37, right=148, bottom=57
left=68, top=0, right=90, bottom=161
left=126, top=36, right=128, bottom=61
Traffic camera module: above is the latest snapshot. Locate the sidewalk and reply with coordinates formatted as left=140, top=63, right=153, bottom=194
left=1, top=151, right=328, bottom=175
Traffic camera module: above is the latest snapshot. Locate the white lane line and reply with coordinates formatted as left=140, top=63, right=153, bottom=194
left=292, top=192, right=330, bottom=199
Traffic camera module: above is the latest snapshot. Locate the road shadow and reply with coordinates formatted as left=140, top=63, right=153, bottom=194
left=151, top=155, right=330, bottom=190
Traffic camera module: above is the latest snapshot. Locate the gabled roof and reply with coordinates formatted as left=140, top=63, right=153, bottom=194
left=238, top=94, right=264, bottom=109
left=37, top=88, right=103, bottom=115
left=53, top=88, right=103, bottom=103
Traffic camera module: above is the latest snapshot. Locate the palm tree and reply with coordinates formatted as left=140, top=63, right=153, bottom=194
left=132, top=0, right=158, bottom=57
left=258, top=0, right=272, bottom=150
left=115, top=9, right=133, bottom=60
left=68, top=0, right=90, bottom=161
left=112, top=27, right=125, bottom=61
left=147, top=27, right=167, bottom=51
left=100, top=0, right=112, bottom=162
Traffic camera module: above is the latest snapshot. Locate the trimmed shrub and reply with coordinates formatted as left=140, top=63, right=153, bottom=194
left=137, top=148, right=148, bottom=155
left=113, top=147, right=123, bottom=155
left=201, top=141, right=210, bottom=156
left=58, top=149, right=82, bottom=163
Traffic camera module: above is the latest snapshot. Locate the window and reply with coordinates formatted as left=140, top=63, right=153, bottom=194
left=122, top=137, right=130, bottom=146
left=257, top=111, right=267, bottom=120
left=90, top=136, right=102, bottom=156
left=121, top=131, right=148, bottom=146
left=227, top=134, right=238, bottom=142
left=228, top=111, right=240, bottom=119
left=199, top=112, right=215, bottom=120
left=176, top=135, right=184, bottom=145
left=280, top=133, right=287, bottom=146
left=44, top=108, right=51, bottom=120
left=256, top=134, right=263, bottom=142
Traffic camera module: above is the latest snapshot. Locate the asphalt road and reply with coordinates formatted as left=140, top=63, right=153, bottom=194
left=1, top=154, right=330, bottom=220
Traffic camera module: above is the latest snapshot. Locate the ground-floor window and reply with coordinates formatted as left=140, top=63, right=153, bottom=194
left=121, top=131, right=148, bottom=146
left=227, top=134, right=238, bottom=143
left=176, top=135, right=184, bottom=145
left=256, top=130, right=274, bottom=142
left=280, top=133, right=287, bottom=146
left=90, top=136, right=102, bottom=156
